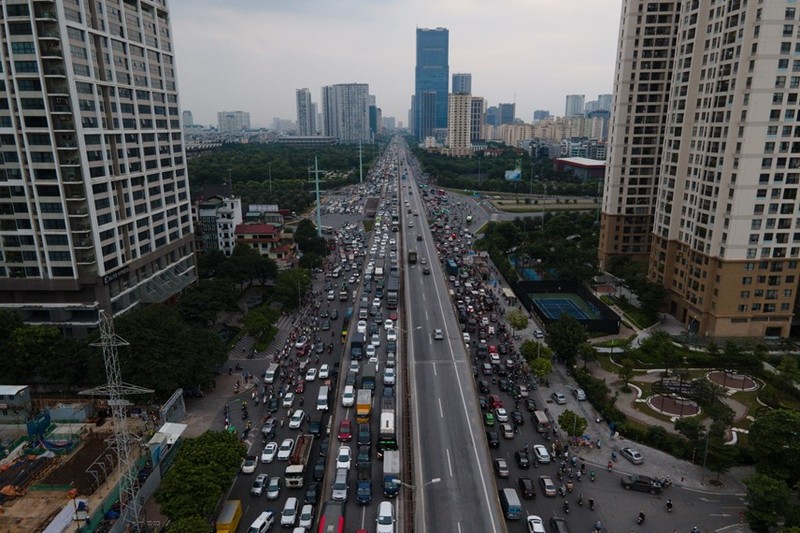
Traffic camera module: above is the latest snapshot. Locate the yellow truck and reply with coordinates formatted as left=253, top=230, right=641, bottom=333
left=216, top=499, right=242, bottom=533
left=356, top=388, right=372, bottom=424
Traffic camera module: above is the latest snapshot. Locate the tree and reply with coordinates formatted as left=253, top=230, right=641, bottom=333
left=545, top=315, right=588, bottom=364
left=618, top=358, right=635, bottom=390
left=529, top=357, right=553, bottom=379
left=705, top=420, right=737, bottom=482
left=558, top=409, right=588, bottom=437
left=633, top=280, right=668, bottom=322
left=167, top=516, right=211, bottom=533
left=244, top=304, right=280, bottom=345
left=520, top=340, right=539, bottom=362
left=748, top=409, right=800, bottom=484
left=744, top=474, right=792, bottom=532
left=196, top=249, right=226, bottom=279
left=777, top=354, right=800, bottom=383
left=178, top=279, right=238, bottom=326
left=577, top=342, right=596, bottom=368
left=505, top=309, right=528, bottom=333
left=272, top=268, right=312, bottom=310
left=639, top=331, right=679, bottom=375
left=674, top=417, right=705, bottom=461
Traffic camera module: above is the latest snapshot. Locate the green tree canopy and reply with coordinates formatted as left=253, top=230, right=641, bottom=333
left=618, top=358, right=635, bottom=389
left=558, top=409, right=588, bottom=437
left=638, top=331, right=680, bottom=374
left=744, top=474, right=792, bottom=532
left=273, top=268, right=312, bottom=310
left=505, top=309, right=528, bottom=332
left=748, top=409, right=800, bottom=485
left=529, top=357, right=553, bottom=379
left=178, top=279, right=239, bottom=326
left=546, top=315, right=588, bottom=364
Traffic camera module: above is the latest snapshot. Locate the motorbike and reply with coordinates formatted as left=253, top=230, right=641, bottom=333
left=665, top=500, right=673, bottom=513
left=565, top=480, right=574, bottom=492
left=577, top=494, right=583, bottom=507
left=637, top=513, right=645, bottom=525
left=612, top=451, right=618, bottom=462
left=558, top=485, right=566, bottom=497
left=607, top=461, right=613, bottom=472
left=563, top=501, right=570, bottom=514
left=589, top=498, right=595, bottom=510
left=235, top=363, right=243, bottom=370
left=590, top=471, right=596, bottom=482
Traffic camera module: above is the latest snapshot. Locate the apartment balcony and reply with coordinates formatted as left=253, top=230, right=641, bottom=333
left=55, top=133, right=77, bottom=149
left=75, top=249, right=95, bottom=264
left=74, top=237, right=94, bottom=249
left=60, top=168, right=82, bottom=183
left=49, top=96, right=71, bottom=113
left=67, top=204, right=89, bottom=217
left=45, top=79, right=69, bottom=95
left=77, top=264, right=98, bottom=278
left=51, top=116, right=75, bottom=131
left=58, top=152, right=80, bottom=166
left=70, top=220, right=91, bottom=233
left=36, top=21, right=60, bottom=40
left=39, top=43, right=62, bottom=58
left=64, top=184, right=86, bottom=201
left=42, top=61, right=67, bottom=77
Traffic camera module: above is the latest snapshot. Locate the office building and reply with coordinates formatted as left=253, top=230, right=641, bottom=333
left=217, top=111, right=250, bottom=132
left=445, top=93, right=472, bottom=156
left=320, top=83, right=370, bottom=143
left=564, top=94, right=585, bottom=117
left=414, top=27, right=449, bottom=139
left=0, top=0, right=196, bottom=334
left=182, top=110, right=193, bottom=127
left=296, top=88, right=315, bottom=136
left=499, top=103, right=516, bottom=125
left=597, top=94, right=612, bottom=111
left=485, top=106, right=499, bottom=128
left=452, top=73, right=472, bottom=94
left=533, top=110, right=551, bottom=122
left=470, top=97, right=486, bottom=142
left=601, top=1, right=800, bottom=338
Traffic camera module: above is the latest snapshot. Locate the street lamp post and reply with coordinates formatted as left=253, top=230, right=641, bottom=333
left=392, top=477, right=441, bottom=532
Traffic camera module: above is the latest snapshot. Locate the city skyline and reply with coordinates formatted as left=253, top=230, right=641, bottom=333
left=169, top=0, right=620, bottom=127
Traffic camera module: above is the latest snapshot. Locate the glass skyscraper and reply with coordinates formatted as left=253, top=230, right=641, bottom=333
left=414, top=27, right=448, bottom=140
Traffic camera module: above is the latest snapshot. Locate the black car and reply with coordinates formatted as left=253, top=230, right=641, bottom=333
left=319, top=437, right=330, bottom=457
left=510, top=410, right=524, bottom=427
left=357, top=423, right=371, bottom=446
left=330, top=309, right=339, bottom=320
left=320, top=308, right=329, bottom=318
left=478, top=380, right=490, bottom=394
left=267, top=396, right=279, bottom=412
left=313, top=457, right=326, bottom=481
left=304, top=481, right=319, bottom=504
left=486, top=430, right=500, bottom=448
left=498, top=379, right=511, bottom=392
left=481, top=363, right=493, bottom=376
left=315, top=342, right=325, bottom=354
left=383, top=386, right=394, bottom=398
left=518, top=477, right=536, bottom=499
left=478, top=396, right=489, bottom=410
left=514, top=450, right=531, bottom=469
left=496, top=364, right=509, bottom=377
left=524, top=398, right=537, bottom=412
left=357, top=445, right=371, bottom=464
left=387, top=341, right=397, bottom=353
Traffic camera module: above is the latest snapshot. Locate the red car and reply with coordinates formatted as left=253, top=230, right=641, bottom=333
left=489, top=394, right=504, bottom=409
left=337, top=419, right=353, bottom=441
left=294, top=379, right=305, bottom=394
left=388, top=311, right=398, bottom=321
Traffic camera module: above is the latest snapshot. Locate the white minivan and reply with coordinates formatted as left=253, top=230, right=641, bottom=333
left=281, top=497, right=299, bottom=527
left=342, top=385, right=355, bottom=407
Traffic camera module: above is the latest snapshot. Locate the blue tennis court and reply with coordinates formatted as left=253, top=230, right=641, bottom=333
left=532, top=295, right=601, bottom=321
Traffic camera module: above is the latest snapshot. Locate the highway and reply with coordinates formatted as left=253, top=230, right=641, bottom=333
left=399, top=141, right=505, bottom=533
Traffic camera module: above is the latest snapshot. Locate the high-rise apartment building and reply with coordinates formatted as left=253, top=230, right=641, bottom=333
left=452, top=73, right=472, bottom=94
left=499, top=103, right=516, bottom=125
left=0, top=0, right=195, bottom=334
left=533, top=110, right=551, bottom=122
left=217, top=111, right=250, bottom=132
left=296, top=88, right=315, bottom=136
left=601, top=1, right=800, bottom=338
left=182, top=110, right=193, bottom=127
left=470, top=97, right=486, bottom=142
left=445, top=93, right=471, bottom=156
left=414, top=27, right=449, bottom=140
left=597, top=94, right=612, bottom=111
left=564, top=94, right=585, bottom=116
left=321, top=83, right=370, bottom=143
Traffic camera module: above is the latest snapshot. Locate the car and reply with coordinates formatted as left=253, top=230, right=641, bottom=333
left=489, top=394, right=503, bottom=409
left=386, top=328, right=397, bottom=342
left=241, top=455, right=257, bottom=474
left=262, top=417, right=277, bottom=438
left=478, top=396, right=489, bottom=410
left=304, top=481, right=320, bottom=505
left=327, top=290, right=335, bottom=300
left=313, top=457, right=326, bottom=481
left=319, top=364, right=330, bottom=379
left=370, top=333, right=381, bottom=347
left=433, top=329, right=444, bottom=340
left=621, top=474, right=663, bottom=493
left=349, top=360, right=360, bottom=374
left=282, top=392, right=295, bottom=408
left=369, top=322, right=379, bottom=335
left=277, top=438, right=294, bottom=461
left=383, top=368, right=396, bottom=385
left=494, top=458, right=509, bottom=478
left=417, top=234, right=423, bottom=241
left=518, top=385, right=529, bottom=398
left=484, top=412, right=495, bottom=426
left=515, top=450, right=532, bottom=469
left=319, top=436, right=330, bottom=457
left=511, top=410, right=524, bottom=426
left=386, top=340, right=397, bottom=353
left=365, top=344, right=377, bottom=359
left=620, top=447, right=644, bottom=465
left=423, top=266, right=431, bottom=275
left=572, top=388, right=587, bottom=401
left=248, top=510, right=276, bottom=532
left=539, top=475, right=557, bottom=496
left=338, top=419, right=353, bottom=441
left=481, top=363, right=493, bottom=375
left=551, top=392, right=567, bottom=405
left=518, top=477, right=536, bottom=500
left=295, top=336, right=308, bottom=349
left=533, top=444, right=551, bottom=464
left=357, top=445, right=371, bottom=464
left=500, top=423, right=514, bottom=439
left=526, top=514, right=545, bottom=532
left=289, top=409, right=305, bottom=429
left=336, top=446, right=352, bottom=469
left=495, top=408, right=509, bottom=422
left=331, top=309, right=339, bottom=320
left=420, top=257, right=427, bottom=264
left=478, top=380, right=490, bottom=394
left=524, top=398, right=537, bottom=412
left=266, top=476, right=281, bottom=500
left=294, top=379, right=306, bottom=394
left=315, top=342, right=325, bottom=355
left=389, top=311, right=398, bottom=321
left=486, top=430, right=500, bottom=448
left=357, top=320, right=367, bottom=334
left=281, top=497, right=299, bottom=527
left=384, top=319, right=394, bottom=330
left=368, top=356, right=381, bottom=371
left=305, top=367, right=318, bottom=382
left=299, top=504, right=314, bottom=528
left=250, top=473, right=268, bottom=496
left=357, top=423, right=371, bottom=446
left=376, top=501, right=395, bottom=533
left=261, top=441, right=278, bottom=463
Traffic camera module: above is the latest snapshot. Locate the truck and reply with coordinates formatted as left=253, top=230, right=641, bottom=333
left=374, top=266, right=385, bottom=281
left=350, top=332, right=365, bottom=360
left=344, top=306, right=353, bottom=322
left=446, top=258, right=459, bottom=277
left=382, top=450, right=401, bottom=497
left=386, top=274, right=400, bottom=309
left=285, top=434, right=314, bottom=488
left=216, top=500, right=242, bottom=533
left=407, top=249, right=417, bottom=264
left=361, top=361, right=377, bottom=391
left=355, top=388, right=372, bottom=424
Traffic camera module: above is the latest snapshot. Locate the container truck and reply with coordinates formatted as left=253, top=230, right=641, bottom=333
left=386, top=274, right=400, bottom=309
left=350, top=333, right=365, bottom=360
left=382, top=450, right=401, bottom=497
left=361, top=362, right=377, bottom=391
left=355, top=389, right=372, bottom=424
left=407, top=250, right=417, bottom=264
left=285, top=434, right=314, bottom=488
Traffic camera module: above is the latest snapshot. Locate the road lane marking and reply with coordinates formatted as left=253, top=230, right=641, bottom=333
left=438, top=398, right=443, bottom=417
left=433, top=363, right=437, bottom=376
left=446, top=448, right=453, bottom=476
left=425, top=310, right=429, bottom=320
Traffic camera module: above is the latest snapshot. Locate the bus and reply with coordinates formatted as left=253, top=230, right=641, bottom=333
left=317, top=501, right=345, bottom=533
left=376, top=408, right=397, bottom=459
left=533, top=410, right=551, bottom=433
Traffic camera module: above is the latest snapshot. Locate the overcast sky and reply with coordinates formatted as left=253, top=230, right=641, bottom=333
left=169, top=0, right=622, bottom=128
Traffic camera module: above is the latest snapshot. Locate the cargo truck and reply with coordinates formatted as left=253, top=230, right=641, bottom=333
left=355, top=389, right=372, bottom=424
left=386, top=274, right=400, bottom=309
left=216, top=500, right=242, bottom=533
left=407, top=250, right=417, bottom=264
left=382, top=450, right=401, bottom=497
left=285, top=434, right=314, bottom=488
left=350, top=333, right=365, bottom=361
left=361, top=362, right=377, bottom=391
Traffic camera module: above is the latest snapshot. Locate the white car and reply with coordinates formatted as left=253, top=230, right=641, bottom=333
left=327, top=290, right=335, bottom=300
left=281, top=497, right=298, bottom=527
left=368, top=356, right=380, bottom=372
left=289, top=409, right=305, bottom=429
left=349, top=360, right=360, bottom=374
left=433, top=329, right=444, bottom=340
left=299, top=504, right=314, bottom=528
left=241, top=455, right=257, bottom=474
left=282, top=392, right=295, bottom=408
left=251, top=473, right=268, bottom=496
left=260, top=441, right=278, bottom=463
left=376, top=501, right=395, bottom=533
left=526, top=515, right=546, bottom=533
left=383, top=368, right=396, bottom=386
left=319, top=364, right=330, bottom=379
left=277, top=438, right=294, bottom=461
left=371, top=333, right=381, bottom=347
left=365, top=344, right=376, bottom=358
left=495, top=408, right=509, bottom=422
left=357, top=320, right=367, bottom=334
left=305, top=367, right=318, bottom=382
left=295, top=336, right=308, bottom=349
left=533, top=444, right=551, bottom=464
left=336, top=445, right=352, bottom=470
left=384, top=319, right=394, bottom=330
left=387, top=328, right=397, bottom=342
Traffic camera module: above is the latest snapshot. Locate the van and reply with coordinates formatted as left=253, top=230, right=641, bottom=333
left=498, top=488, right=522, bottom=520
left=549, top=516, right=571, bottom=533
left=264, top=363, right=279, bottom=384
left=317, top=386, right=330, bottom=411
left=331, top=468, right=349, bottom=502
left=280, top=497, right=299, bottom=527
left=246, top=510, right=275, bottom=533
left=342, top=385, right=355, bottom=407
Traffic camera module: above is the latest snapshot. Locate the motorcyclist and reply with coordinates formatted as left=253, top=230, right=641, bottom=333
left=637, top=511, right=645, bottom=524
left=589, top=497, right=595, bottom=510
left=666, top=499, right=673, bottom=512
left=563, top=500, right=570, bottom=514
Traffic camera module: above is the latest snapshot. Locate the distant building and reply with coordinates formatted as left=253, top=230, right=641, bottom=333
left=554, top=157, right=606, bottom=181
left=533, top=110, right=550, bottom=122
left=444, top=93, right=472, bottom=156
left=235, top=223, right=295, bottom=269
left=276, top=136, right=338, bottom=148
left=414, top=28, right=449, bottom=139
left=498, top=103, right=516, bottom=125
left=485, top=106, right=499, bottom=127
left=196, top=196, right=243, bottom=257
left=321, top=83, right=370, bottom=143
left=218, top=111, right=251, bottom=132
left=296, top=88, right=315, bottom=136
left=183, top=110, right=194, bottom=126
left=415, top=92, right=437, bottom=141
left=452, top=73, right=472, bottom=94
left=470, top=97, right=486, bottom=142
left=564, top=95, right=585, bottom=117
left=0, top=386, right=31, bottom=423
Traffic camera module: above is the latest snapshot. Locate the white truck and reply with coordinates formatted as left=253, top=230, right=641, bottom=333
left=285, top=434, right=314, bottom=488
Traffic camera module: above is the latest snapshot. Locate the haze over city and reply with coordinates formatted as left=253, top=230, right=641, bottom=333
left=169, top=0, right=622, bottom=126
